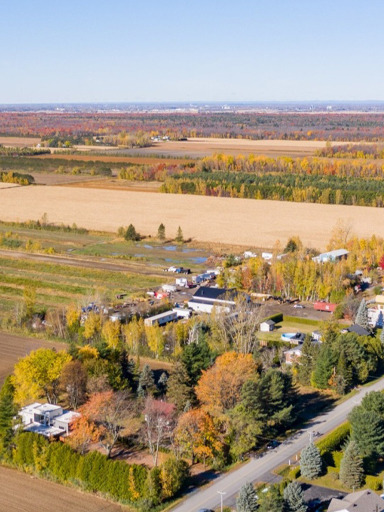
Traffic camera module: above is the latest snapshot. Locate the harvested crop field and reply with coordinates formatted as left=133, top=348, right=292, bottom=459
left=34, top=153, right=193, bottom=165
left=0, top=332, right=67, bottom=385
left=111, top=137, right=348, bottom=158
left=1, top=185, right=383, bottom=249
left=0, top=466, right=123, bottom=512
left=0, top=136, right=41, bottom=147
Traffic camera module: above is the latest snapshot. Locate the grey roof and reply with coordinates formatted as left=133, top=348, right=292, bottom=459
left=328, top=489, right=384, bottom=512
left=193, top=286, right=236, bottom=301
left=347, top=324, right=370, bottom=336
left=262, top=319, right=276, bottom=326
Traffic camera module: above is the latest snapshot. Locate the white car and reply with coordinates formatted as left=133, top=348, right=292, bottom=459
left=293, top=304, right=304, bottom=309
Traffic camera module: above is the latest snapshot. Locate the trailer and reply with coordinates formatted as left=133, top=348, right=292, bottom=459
left=313, top=301, right=337, bottom=313
left=144, top=310, right=178, bottom=327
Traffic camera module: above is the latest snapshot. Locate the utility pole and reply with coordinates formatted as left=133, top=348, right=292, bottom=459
left=217, top=490, right=226, bottom=512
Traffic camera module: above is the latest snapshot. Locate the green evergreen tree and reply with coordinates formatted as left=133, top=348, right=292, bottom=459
left=137, top=364, right=155, bottom=397
left=380, top=327, right=384, bottom=347
left=349, top=405, right=384, bottom=458
left=125, top=224, right=140, bottom=241
left=144, top=467, right=162, bottom=506
left=312, top=345, right=336, bottom=389
left=335, top=349, right=353, bottom=394
left=0, top=376, right=16, bottom=455
left=300, top=442, right=323, bottom=479
left=355, top=298, right=369, bottom=330
left=181, top=336, right=212, bottom=386
left=157, top=223, right=166, bottom=241
left=339, top=440, right=364, bottom=489
left=298, top=336, right=317, bottom=386
left=236, top=482, right=259, bottom=512
left=175, top=226, right=183, bottom=243
left=166, top=362, right=192, bottom=412
left=258, top=485, right=284, bottom=512
left=361, top=391, right=384, bottom=419
left=283, top=481, right=307, bottom=512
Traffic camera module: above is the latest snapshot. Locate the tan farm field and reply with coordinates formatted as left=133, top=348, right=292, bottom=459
left=109, top=137, right=348, bottom=158
left=0, top=466, right=123, bottom=512
left=0, top=136, right=41, bottom=147
left=2, top=185, right=384, bottom=249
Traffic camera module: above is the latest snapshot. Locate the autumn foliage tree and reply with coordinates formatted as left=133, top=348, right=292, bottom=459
left=12, top=348, right=71, bottom=405
left=80, top=390, right=135, bottom=458
left=175, top=408, right=224, bottom=466
left=66, top=415, right=101, bottom=454
left=195, top=351, right=257, bottom=413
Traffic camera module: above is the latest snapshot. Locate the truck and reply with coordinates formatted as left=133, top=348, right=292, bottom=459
left=313, top=301, right=337, bottom=313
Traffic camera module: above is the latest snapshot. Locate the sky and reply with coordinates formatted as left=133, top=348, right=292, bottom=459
left=1, top=0, right=384, bottom=103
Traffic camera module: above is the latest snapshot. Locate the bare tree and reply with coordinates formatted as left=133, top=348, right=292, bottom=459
left=143, top=397, right=176, bottom=466
left=60, top=360, right=88, bottom=409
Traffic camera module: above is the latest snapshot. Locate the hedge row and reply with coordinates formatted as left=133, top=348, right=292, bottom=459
left=284, top=316, right=321, bottom=326
left=316, top=422, right=351, bottom=456
left=265, top=313, right=284, bottom=324
left=11, top=433, right=187, bottom=507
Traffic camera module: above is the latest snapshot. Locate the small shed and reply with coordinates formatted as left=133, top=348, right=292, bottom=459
left=260, top=319, right=276, bottom=332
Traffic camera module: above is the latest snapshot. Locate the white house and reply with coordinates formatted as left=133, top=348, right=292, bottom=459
left=144, top=310, right=178, bottom=327
left=260, top=319, right=276, bottom=332
left=19, top=402, right=80, bottom=438
left=188, top=286, right=237, bottom=314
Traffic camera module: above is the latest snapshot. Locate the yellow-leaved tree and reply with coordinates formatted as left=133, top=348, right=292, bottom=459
left=12, top=348, right=71, bottom=405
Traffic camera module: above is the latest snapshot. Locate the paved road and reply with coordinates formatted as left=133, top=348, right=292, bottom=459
left=0, top=249, right=166, bottom=277
left=172, top=377, right=384, bottom=512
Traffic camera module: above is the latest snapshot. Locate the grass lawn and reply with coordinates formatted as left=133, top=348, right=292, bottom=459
left=258, top=318, right=319, bottom=343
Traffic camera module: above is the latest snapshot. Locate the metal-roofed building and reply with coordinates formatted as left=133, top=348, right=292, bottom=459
left=312, top=249, right=349, bottom=264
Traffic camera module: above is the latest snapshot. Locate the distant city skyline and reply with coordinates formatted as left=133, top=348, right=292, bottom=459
left=2, top=0, right=384, bottom=103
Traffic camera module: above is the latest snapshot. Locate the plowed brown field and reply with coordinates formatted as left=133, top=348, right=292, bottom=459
left=0, top=332, right=66, bottom=385
left=0, top=466, right=123, bottom=512
left=1, top=185, right=383, bottom=249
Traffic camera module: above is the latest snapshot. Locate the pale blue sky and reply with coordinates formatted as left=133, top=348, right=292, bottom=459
left=1, top=0, right=383, bottom=103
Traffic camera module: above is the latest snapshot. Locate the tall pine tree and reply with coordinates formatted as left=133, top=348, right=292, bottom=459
left=236, top=482, right=258, bottom=512
left=300, top=442, right=323, bottom=479
left=137, top=364, right=155, bottom=397
left=339, top=440, right=364, bottom=489
left=283, top=481, right=307, bottom=512
left=355, top=298, right=369, bottom=330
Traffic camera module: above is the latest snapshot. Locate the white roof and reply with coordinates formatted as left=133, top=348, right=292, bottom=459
left=21, top=402, right=62, bottom=415
left=55, top=411, right=81, bottom=424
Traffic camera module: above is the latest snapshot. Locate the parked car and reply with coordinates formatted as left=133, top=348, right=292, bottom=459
left=198, top=509, right=214, bottom=512
left=293, top=304, right=304, bottom=309
left=267, top=440, right=280, bottom=449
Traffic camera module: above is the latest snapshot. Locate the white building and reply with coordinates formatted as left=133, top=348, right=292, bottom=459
left=312, top=249, right=349, bottom=264
left=260, top=319, right=276, bottom=332
left=19, top=402, right=80, bottom=438
left=188, top=286, right=237, bottom=314
left=144, top=310, right=178, bottom=326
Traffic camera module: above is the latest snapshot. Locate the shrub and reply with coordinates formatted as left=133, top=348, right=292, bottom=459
left=288, top=466, right=301, bottom=480
left=265, top=313, right=283, bottom=323
left=365, top=475, right=382, bottom=491
left=317, top=422, right=350, bottom=455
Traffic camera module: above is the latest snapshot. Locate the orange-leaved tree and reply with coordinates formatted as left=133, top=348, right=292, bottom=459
left=66, top=414, right=102, bottom=454
left=175, top=408, right=224, bottom=466
left=195, top=351, right=257, bottom=414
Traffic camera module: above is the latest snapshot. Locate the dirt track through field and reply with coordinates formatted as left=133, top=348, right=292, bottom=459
left=2, top=185, right=384, bottom=249
left=0, top=331, right=67, bottom=385
left=0, top=466, right=123, bottom=512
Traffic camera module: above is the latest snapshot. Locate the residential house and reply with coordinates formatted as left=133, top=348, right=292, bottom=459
left=19, top=402, right=80, bottom=439
left=188, top=286, right=239, bottom=314
left=285, top=346, right=303, bottom=365
left=342, top=324, right=371, bottom=337
left=327, top=489, right=384, bottom=512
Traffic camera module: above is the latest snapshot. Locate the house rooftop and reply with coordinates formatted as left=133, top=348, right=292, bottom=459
left=21, top=402, right=62, bottom=415
left=346, top=324, right=370, bottom=336
left=193, top=286, right=236, bottom=302
left=24, top=422, right=63, bottom=438
left=262, top=319, right=276, bottom=326
left=328, top=489, right=384, bottom=512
